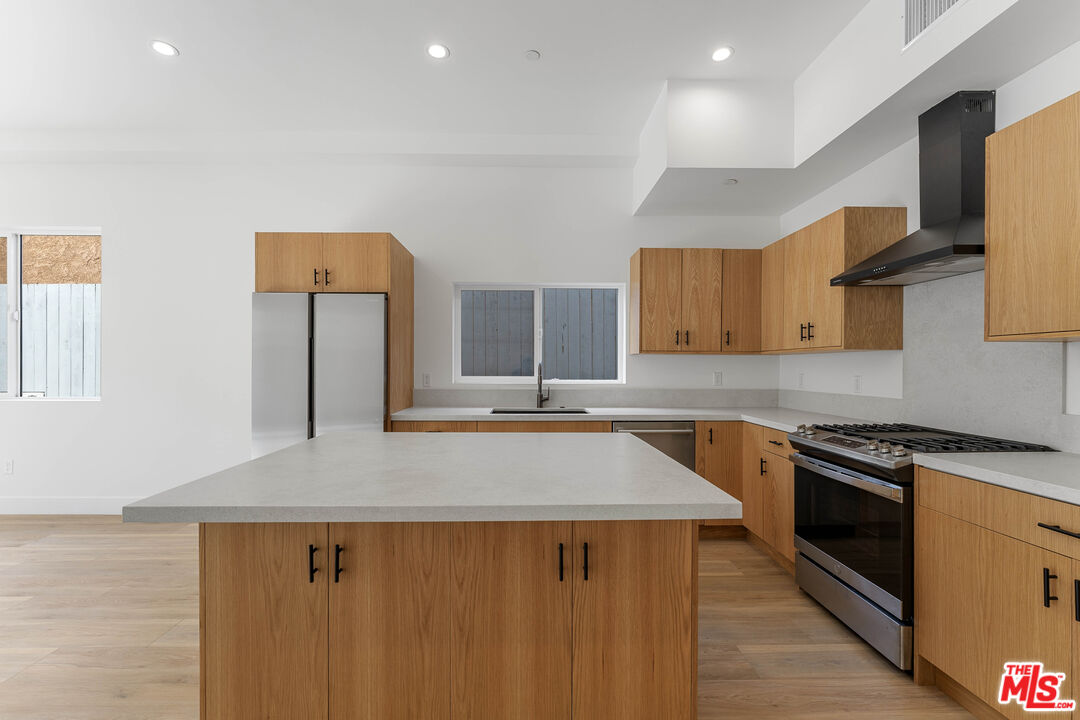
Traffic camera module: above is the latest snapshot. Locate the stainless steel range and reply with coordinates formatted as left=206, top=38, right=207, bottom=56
left=787, top=422, right=1053, bottom=671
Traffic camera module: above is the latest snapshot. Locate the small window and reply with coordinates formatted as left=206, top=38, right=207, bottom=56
left=2, top=231, right=102, bottom=398
left=454, top=284, right=624, bottom=384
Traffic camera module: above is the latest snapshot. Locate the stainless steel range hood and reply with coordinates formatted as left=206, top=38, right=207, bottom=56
left=832, top=91, right=996, bottom=287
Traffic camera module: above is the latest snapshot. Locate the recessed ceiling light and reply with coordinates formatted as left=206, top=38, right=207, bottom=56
left=724, top=178, right=739, bottom=185
left=427, top=44, right=450, bottom=60
left=711, top=46, right=734, bottom=62
left=151, top=40, right=180, bottom=57
left=525, top=49, right=541, bottom=61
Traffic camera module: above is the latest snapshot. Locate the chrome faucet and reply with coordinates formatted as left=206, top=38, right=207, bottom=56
left=537, top=362, right=550, bottom=408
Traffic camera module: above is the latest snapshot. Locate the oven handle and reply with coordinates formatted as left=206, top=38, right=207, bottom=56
left=791, top=453, right=906, bottom=503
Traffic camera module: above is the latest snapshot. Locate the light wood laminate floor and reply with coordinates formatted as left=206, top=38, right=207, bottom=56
left=0, top=517, right=970, bottom=719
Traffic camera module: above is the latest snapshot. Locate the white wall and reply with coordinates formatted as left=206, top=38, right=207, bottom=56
left=779, top=37, right=1080, bottom=433
left=0, top=161, right=779, bottom=512
left=666, top=80, right=793, bottom=169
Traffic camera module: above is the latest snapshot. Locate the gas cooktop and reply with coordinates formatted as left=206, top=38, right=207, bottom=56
left=787, top=422, right=1055, bottom=474
left=810, top=423, right=1054, bottom=453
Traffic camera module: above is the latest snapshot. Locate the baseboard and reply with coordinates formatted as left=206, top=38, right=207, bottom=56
left=931, top=664, right=1008, bottom=720
left=745, top=530, right=795, bottom=575
left=0, top=497, right=139, bottom=515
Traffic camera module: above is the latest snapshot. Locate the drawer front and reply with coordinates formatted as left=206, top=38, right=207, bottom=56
left=391, top=421, right=478, bottom=432
left=918, top=466, right=1080, bottom=561
left=761, top=427, right=791, bottom=457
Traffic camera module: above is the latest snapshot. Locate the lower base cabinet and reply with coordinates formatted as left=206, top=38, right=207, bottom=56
left=200, top=519, right=696, bottom=720
left=740, top=424, right=795, bottom=563
left=916, top=468, right=1080, bottom=720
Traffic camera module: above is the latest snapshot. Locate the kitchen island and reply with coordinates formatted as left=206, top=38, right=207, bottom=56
left=124, top=431, right=738, bottom=720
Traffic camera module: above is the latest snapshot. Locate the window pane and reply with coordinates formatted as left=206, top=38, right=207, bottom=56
left=0, top=237, right=6, bottom=393
left=20, top=235, right=101, bottom=397
left=541, top=288, right=618, bottom=380
left=460, top=290, right=535, bottom=377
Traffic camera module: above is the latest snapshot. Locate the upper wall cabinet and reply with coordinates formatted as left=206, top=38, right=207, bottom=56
left=254, top=232, right=414, bottom=414
left=629, top=248, right=761, bottom=354
left=985, top=91, right=1080, bottom=341
left=256, top=232, right=391, bottom=293
left=761, top=207, right=907, bottom=353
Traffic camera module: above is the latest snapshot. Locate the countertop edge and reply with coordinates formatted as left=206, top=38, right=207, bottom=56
left=123, top=502, right=742, bottom=524
left=913, top=454, right=1080, bottom=507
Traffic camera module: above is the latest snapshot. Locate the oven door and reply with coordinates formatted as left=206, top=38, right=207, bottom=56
left=792, top=453, right=912, bottom=621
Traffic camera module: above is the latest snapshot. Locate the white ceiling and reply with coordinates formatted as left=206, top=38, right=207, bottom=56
left=2, top=0, right=868, bottom=137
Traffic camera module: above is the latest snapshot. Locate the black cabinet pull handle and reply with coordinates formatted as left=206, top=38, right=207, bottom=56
left=313, top=268, right=319, bottom=286
left=760, top=457, right=767, bottom=476
left=769, top=440, right=784, bottom=447
left=708, top=427, right=713, bottom=445
left=308, top=544, right=319, bottom=583
left=334, top=544, right=344, bottom=583
left=674, top=330, right=680, bottom=346
left=1074, top=579, right=1080, bottom=622
left=558, top=543, right=564, bottom=582
left=807, top=323, right=815, bottom=340
left=1044, top=567, right=1058, bottom=607
left=800, top=323, right=806, bottom=341
left=684, top=330, right=689, bottom=346
left=725, top=330, right=731, bottom=346
left=583, top=542, right=589, bottom=581
left=324, top=268, right=330, bottom=286
left=1038, top=522, right=1080, bottom=539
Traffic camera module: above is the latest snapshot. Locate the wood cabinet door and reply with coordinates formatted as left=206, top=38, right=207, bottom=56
left=255, top=233, right=323, bottom=292
left=680, top=248, right=724, bottom=352
left=450, top=522, right=572, bottom=720
left=762, top=456, right=794, bottom=562
left=721, top=249, right=762, bottom=352
left=760, top=240, right=786, bottom=352
left=201, top=523, right=329, bottom=720
left=572, top=520, right=695, bottom=720
left=808, top=211, right=844, bottom=349
left=986, top=92, right=1080, bottom=338
left=695, top=421, right=742, bottom=500
left=638, top=249, right=683, bottom=352
left=391, top=421, right=478, bottom=432
left=741, top=423, right=764, bottom=537
left=782, top=229, right=812, bottom=350
left=329, top=523, right=450, bottom=720
left=916, top=507, right=1074, bottom=719
left=321, top=233, right=390, bottom=292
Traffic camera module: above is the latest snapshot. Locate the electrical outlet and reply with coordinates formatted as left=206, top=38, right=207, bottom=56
left=853, top=375, right=863, bottom=394
left=712, top=371, right=723, bottom=387
left=798, top=372, right=805, bottom=389
left=3, top=460, right=13, bottom=475
left=422, top=373, right=431, bottom=388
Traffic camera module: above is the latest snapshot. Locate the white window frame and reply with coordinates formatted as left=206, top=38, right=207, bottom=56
left=1, top=226, right=103, bottom=400
left=452, top=282, right=626, bottom=385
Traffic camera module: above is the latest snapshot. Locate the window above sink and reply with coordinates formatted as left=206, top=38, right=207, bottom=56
left=452, top=283, right=625, bottom=385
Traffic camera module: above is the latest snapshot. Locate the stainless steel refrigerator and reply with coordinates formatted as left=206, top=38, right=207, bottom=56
left=252, top=293, right=386, bottom=458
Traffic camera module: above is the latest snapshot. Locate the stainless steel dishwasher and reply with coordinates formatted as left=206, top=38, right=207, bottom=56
left=612, top=421, right=696, bottom=471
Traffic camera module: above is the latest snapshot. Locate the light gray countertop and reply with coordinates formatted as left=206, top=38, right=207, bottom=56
left=123, top=431, right=740, bottom=523
left=914, top=451, right=1080, bottom=506
left=391, top=406, right=864, bottom=433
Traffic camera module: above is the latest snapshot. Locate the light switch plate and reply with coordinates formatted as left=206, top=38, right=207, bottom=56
left=712, top=371, right=723, bottom=387
left=422, top=373, right=431, bottom=388
left=3, top=460, right=13, bottom=475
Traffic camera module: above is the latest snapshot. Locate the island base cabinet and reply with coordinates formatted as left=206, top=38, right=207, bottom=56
left=200, top=523, right=329, bottom=720
left=450, top=522, right=573, bottom=720
left=572, top=520, right=697, bottom=720
left=330, top=523, right=451, bottom=720
left=200, top=520, right=697, bottom=720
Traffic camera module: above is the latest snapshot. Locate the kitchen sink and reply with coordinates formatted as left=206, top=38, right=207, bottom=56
left=490, top=407, right=590, bottom=414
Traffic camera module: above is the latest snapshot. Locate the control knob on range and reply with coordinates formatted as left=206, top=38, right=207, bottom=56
left=803, top=424, right=817, bottom=436
left=796, top=424, right=807, bottom=435
left=876, top=442, right=892, bottom=455
left=865, top=440, right=879, bottom=451
left=891, top=445, right=908, bottom=457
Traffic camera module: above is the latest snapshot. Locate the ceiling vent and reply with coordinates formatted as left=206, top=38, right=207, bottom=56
left=905, top=0, right=963, bottom=45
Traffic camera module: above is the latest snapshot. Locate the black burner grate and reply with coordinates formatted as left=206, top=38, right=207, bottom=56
left=814, top=423, right=1054, bottom=454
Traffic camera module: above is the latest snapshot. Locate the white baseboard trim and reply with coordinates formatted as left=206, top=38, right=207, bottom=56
left=0, top=496, right=141, bottom=515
